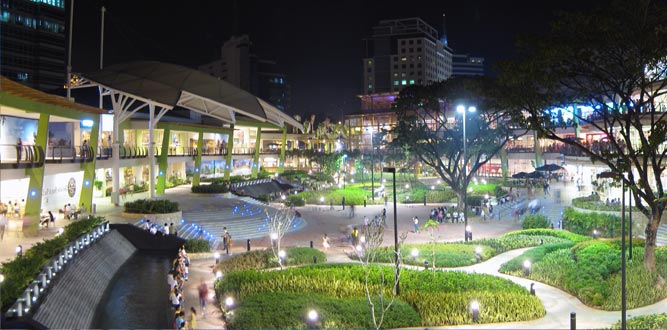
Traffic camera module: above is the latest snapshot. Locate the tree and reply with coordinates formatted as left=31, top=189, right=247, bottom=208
left=498, top=0, right=667, bottom=271
left=392, top=77, right=519, bottom=211
left=266, top=206, right=296, bottom=269
left=352, top=215, right=407, bottom=330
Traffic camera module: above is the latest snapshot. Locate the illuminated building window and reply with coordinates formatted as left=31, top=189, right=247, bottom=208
left=401, top=57, right=407, bottom=61
left=401, top=80, right=407, bottom=85
left=409, top=79, right=415, bottom=85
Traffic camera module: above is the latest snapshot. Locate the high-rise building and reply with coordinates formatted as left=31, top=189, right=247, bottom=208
left=0, top=0, right=67, bottom=91
left=362, top=17, right=453, bottom=95
left=452, top=54, right=485, bottom=77
left=199, top=35, right=291, bottom=112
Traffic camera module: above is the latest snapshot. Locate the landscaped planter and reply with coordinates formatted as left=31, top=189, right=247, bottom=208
left=121, top=210, right=182, bottom=223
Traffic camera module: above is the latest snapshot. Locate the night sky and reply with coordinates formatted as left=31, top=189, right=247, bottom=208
left=71, top=0, right=605, bottom=121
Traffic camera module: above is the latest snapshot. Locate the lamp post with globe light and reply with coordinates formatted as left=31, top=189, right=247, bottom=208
left=457, top=105, right=476, bottom=242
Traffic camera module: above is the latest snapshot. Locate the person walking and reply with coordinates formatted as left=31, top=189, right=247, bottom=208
left=350, top=227, right=359, bottom=246
left=222, top=227, right=232, bottom=255
left=197, top=280, right=208, bottom=317
left=341, top=196, right=346, bottom=210
left=413, top=216, right=419, bottom=233
left=16, top=137, right=22, bottom=163
left=0, top=214, right=7, bottom=241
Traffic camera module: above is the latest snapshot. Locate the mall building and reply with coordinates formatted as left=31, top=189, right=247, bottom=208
left=0, top=62, right=309, bottom=230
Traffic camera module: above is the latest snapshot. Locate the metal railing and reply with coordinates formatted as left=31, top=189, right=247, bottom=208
left=4, top=221, right=110, bottom=318
left=45, top=145, right=96, bottom=163
left=0, top=144, right=45, bottom=168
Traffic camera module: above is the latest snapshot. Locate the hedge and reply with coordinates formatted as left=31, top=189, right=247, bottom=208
left=216, top=247, right=326, bottom=273
left=521, top=214, right=551, bottom=229
left=375, top=243, right=496, bottom=268
left=563, top=207, right=626, bottom=237
left=124, top=199, right=179, bottom=214
left=216, top=264, right=544, bottom=326
left=0, top=216, right=107, bottom=312
left=191, top=182, right=230, bottom=194
left=613, top=314, right=667, bottom=330
left=230, top=292, right=420, bottom=329
left=500, top=241, right=667, bottom=310
left=572, top=195, right=622, bottom=212
left=184, top=239, right=210, bottom=253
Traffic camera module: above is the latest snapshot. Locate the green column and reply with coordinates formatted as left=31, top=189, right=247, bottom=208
left=251, top=127, right=262, bottom=178
left=193, top=131, right=204, bottom=186
left=533, top=131, right=542, bottom=168
left=157, top=128, right=170, bottom=194
left=79, top=115, right=100, bottom=211
left=224, top=126, right=234, bottom=179
left=500, top=146, right=509, bottom=181
left=278, top=127, right=287, bottom=173
left=24, top=113, right=49, bottom=230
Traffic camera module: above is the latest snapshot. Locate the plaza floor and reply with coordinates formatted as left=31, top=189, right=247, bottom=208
left=1, top=180, right=665, bottom=329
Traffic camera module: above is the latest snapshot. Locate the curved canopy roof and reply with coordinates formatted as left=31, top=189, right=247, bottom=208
left=79, top=61, right=302, bottom=131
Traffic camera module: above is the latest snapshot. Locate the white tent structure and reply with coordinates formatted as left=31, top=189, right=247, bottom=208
left=72, top=61, right=303, bottom=204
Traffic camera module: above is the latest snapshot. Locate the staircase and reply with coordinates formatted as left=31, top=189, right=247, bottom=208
left=135, top=198, right=305, bottom=250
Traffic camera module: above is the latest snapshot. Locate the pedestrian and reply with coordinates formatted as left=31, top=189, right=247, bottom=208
left=163, top=223, right=169, bottom=236
left=329, top=199, right=334, bottom=211
left=222, top=228, right=232, bottom=255
left=341, top=196, right=346, bottom=210
left=175, top=311, right=186, bottom=330
left=188, top=307, right=197, bottom=330
left=16, top=137, right=22, bottom=163
left=384, top=194, right=388, bottom=206
left=322, top=233, right=330, bottom=250
left=0, top=215, right=7, bottom=241
left=198, top=280, right=208, bottom=317
left=413, top=216, right=419, bottom=233
left=349, top=203, right=355, bottom=218
left=350, top=227, right=359, bottom=246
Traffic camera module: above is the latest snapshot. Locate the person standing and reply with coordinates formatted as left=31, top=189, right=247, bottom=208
left=222, top=227, right=232, bottom=255
left=188, top=307, right=197, bottom=330
left=341, top=196, right=346, bottom=210
left=0, top=214, right=7, bottom=241
left=16, top=137, right=22, bottom=163
left=322, top=233, right=330, bottom=250
left=350, top=227, right=359, bottom=246
left=413, top=216, right=419, bottom=233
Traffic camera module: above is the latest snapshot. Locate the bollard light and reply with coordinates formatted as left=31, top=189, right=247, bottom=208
left=523, top=260, right=531, bottom=276
left=16, top=245, right=23, bottom=257
left=593, top=229, right=599, bottom=239
left=308, top=309, right=318, bottom=322
left=475, top=246, right=483, bottom=262
left=471, top=300, right=480, bottom=322
left=0, top=273, right=4, bottom=283
left=360, top=235, right=366, bottom=243
left=530, top=283, right=536, bottom=295
left=411, top=248, right=419, bottom=258
left=225, top=296, right=234, bottom=308
left=216, top=271, right=223, bottom=279
left=214, top=252, right=220, bottom=264
left=355, top=245, right=363, bottom=252
left=466, top=225, right=473, bottom=241
left=56, top=228, right=64, bottom=236
left=424, top=260, right=429, bottom=269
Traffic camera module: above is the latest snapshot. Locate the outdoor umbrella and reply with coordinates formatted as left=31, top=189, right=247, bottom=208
left=512, top=172, right=528, bottom=179
left=535, top=164, right=564, bottom=172
left=525, top=171, right=545, bottom=179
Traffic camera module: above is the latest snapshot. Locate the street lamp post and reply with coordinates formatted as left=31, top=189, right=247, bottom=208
left=366, top=127, right=376, bottom=201
left=457, top=105, right=476, bottom=242
left=598, top=171, right=626, bottom=329
left=383, top=167, right=400, bottom=295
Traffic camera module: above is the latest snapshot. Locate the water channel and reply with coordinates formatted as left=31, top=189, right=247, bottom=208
left=92, top=251, right=173, bottom=329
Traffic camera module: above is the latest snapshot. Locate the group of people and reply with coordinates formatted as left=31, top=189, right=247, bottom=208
left=144, top=220, right=179, bottom=236
left=168, top=246, right=197, bottom=330
left=62, top=203, right=84, bottom=220
left=1, top=200, right=22, bottom=218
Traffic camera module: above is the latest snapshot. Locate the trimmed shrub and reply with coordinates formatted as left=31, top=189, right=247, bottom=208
left=521, top=214, right=551, bottom=229
left=191, top=182, right=230, bottom=194
left=613, top=314, right=667, bottom=330
left=0, top=216, right=107, bottom=312
left=184, top=239, right=210, bottom=253
left=572, top=195, right=623, bottom=212
left=494, top=185, right=506, bottom=198
left=375, top=244, right=496, bottom=268
left=216, top=247, right=326, bottom=273
left=563, top=207, right=626, bottom=237
left=499, top=242, right=575, bottom=273
left=230, top=292, right=420, bottom=329
left=216, top=264, right=544, bottom=326
left=124, top=199, right=179, bottom=214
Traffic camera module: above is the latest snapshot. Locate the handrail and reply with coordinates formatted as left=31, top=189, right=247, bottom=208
left=0, top=144, right=45, bottom=168
left=4, top=221, right=111, bottom=319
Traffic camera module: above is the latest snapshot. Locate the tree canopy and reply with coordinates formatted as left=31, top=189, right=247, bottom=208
left=498, top=0, right=667, bottom=270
